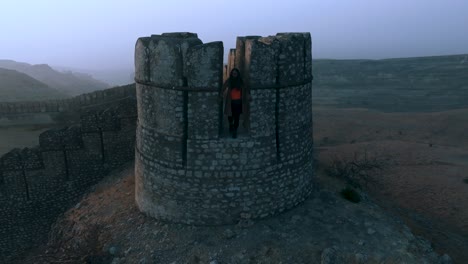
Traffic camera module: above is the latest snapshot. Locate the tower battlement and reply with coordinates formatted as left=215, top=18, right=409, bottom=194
left=134, top=32, right=314, bottom=225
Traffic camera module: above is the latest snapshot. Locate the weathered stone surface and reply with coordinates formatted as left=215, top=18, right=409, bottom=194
left=276, top=33, right=307, bottom=85
left=136, top=84, right=185, bottom=136
left=134, top=37, right=151, bottom=83
left=135, top=32, right=314, bottom=225
left=39, top=126, right=83, bottom=151
left=135, top=34, right=203, bottom=87
left=244, top=36, right=279, bottom=87
left=187, top=92, right=220, bottom=140
left=148, top=36, right=185, bottom=87
left=80, top=110, right=120, bottom=133
left=185, top=41, right=224, bottom=89
left=161, top=32, right=198, bottom=39
left=179, top=38, right=204, bottom=67
left=0, top=149, right=23, bottom=171
left=235, top=36, right=261, bottom=77
left=21, top=147, right=44, bottom=170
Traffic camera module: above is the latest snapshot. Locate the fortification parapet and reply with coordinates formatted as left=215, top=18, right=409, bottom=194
left=135, top=32, right=314, bottom=225
left=39, top=127, right=83, bottom=151
left=0, top=84, right=136, bottom=119
left=0, top=90, right=138, bottom=259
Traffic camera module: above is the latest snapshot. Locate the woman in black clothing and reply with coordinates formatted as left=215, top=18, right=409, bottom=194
left=220, top=68, right=251, bottom=138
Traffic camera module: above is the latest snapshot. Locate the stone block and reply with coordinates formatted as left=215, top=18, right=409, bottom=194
left=185, top=41, right=224, bottom=89
left=244, top=36, right=279, bottom=87
left=276, top=33, right=307, bottom=85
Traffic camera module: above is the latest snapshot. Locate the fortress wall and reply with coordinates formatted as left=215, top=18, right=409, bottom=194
left=135, top=32, right=314, bottom=225
left=0, top=95, right=137, bottom=259
left=0, top=84, right=136, bottom=116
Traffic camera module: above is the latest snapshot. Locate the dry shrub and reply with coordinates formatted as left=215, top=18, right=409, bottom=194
left=326, top=150, right=388, bottom=189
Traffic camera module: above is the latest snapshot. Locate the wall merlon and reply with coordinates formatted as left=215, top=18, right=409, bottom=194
left=185, top=41, right=224, bottom=89
left=80, top=109, right=121, bottom=133
left=276, top=33, right=311, bottom=85
left=0, top=149, right=23, bottom=171
left=244, top=37, right=279, bottom=87
left=134, top=37, right=152, bottom=83
left=39, top=126, right=83, bottom=151
left=135, top=34, right=204, bottom=88
left=21, top=147, right=44, bottom=170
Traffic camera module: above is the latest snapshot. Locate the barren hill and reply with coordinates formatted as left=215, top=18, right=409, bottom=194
left=0, top=60, right=110, bottom=96
left=0, top=68, right=67, bottom=101
left=313, top=106, right=468, bottom=262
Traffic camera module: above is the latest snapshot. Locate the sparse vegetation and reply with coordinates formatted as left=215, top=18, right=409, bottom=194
left=326, top=150, right=387, bottom=189
left=340, top=187, right=361, bottom=203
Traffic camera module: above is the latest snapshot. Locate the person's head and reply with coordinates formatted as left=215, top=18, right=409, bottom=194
left=230, top=68, right=241, bottom=79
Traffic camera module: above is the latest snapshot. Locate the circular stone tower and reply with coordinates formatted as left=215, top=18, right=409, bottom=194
left=134, top=32, right=314, bottom=225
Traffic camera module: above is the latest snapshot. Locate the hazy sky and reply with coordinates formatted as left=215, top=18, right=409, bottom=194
left=1, top=0, right=467, bottom=70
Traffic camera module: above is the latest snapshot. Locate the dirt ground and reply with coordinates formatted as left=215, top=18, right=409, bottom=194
left=313, top=106, right=468, bottom=262
left=5, top=106, right=468, bottom=263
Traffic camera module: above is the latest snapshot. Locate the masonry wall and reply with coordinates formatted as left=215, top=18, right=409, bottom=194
left=0, top=84, right=135, bottom=116
left=135, top=32, right=314, bottom=225
left=0, top=94, right=137, bottom=260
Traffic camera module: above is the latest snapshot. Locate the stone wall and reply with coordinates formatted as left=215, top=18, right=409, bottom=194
left=0, top=84, right=135, bottom=116
left=0, top=95, right=137, bottom=259
left=134, top=32, right=314, bottom=225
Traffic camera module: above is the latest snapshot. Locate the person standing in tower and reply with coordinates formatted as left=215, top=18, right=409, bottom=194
left=219, top=68, right=251, bottom=138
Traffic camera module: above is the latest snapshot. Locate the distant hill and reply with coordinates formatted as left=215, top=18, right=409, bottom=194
left=53, top=66, right=134, bottom=86
left=312, top=54, right=468, bottom=112
left=0, top=60, right=110, bottom=96
left=0, top=68, right=67, bottom=102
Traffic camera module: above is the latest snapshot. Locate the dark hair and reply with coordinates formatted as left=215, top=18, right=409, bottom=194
left=229, top=68, right=243, bottom=88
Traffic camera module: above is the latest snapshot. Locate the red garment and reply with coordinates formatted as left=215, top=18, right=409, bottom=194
left=230, top=87, right=241, bottom=100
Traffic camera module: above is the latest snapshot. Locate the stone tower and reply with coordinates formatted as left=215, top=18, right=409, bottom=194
left=134, top=32, right=313, bottom=225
